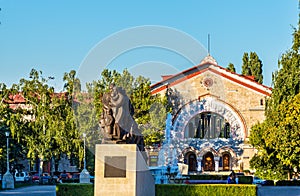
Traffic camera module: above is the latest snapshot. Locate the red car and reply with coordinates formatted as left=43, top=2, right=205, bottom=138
left=32, top=173, right=40, bottom=183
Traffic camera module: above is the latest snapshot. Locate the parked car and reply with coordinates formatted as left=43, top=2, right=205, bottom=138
left=72, top=173, right=80, bottom=179
left=253, top=176, right=266, bottom=185
left=52, top=175, right=59, bottom=183
left=15, top=171, right=30, bottom=182
left=32, top=173, right=40, bottom=183
left=40, top=173, right=52, bottom=185
left=90, top=175, right=95, bottom=183
left=235, top=172, right=245, bottom=184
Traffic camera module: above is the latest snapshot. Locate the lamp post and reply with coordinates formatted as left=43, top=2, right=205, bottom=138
left=2, top=130, right=14, bottom=189
left=83, top=133, right=86, bottom=170
left=80, top=132, right=90, bottom=183
left=5, top=131, right=9, bottom=173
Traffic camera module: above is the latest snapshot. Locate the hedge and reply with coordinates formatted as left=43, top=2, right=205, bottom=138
left=156, top=184, right=257, bottom=196
left=264, top=180, right=274, bottom=186
left=56, top=183, right=94, bottom=196
left=276, top=180, right=300, bottom=186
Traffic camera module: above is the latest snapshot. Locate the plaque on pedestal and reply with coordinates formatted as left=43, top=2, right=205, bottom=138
left=94, top=144, right=155, bottom=196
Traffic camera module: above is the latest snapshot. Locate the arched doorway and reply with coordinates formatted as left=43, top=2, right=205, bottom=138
left=222, top=154, right=230, bottom=171
left=185, top=152, right=197, bottom=172
left=203, top=152, right=215, bottom=171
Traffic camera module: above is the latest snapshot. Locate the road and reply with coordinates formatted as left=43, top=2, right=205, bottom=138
left=0, top=185, right=55, bottom=196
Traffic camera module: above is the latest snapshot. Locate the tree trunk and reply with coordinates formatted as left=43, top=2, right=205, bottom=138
left=39, top=155, right=44, bottom=175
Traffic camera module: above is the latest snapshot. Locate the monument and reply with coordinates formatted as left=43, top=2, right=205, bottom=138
left=99, top=84, right=145, bottom=151
left=94, top=84, right=154, bottom=196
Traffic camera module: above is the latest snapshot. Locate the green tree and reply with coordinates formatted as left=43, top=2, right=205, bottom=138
left=227, top=63, right=236, bottom=73
left=0, top=84, right=11, bottom=163
left=241, top=52, right=263, bottom=84
left=249, top=122, right=288, bottom=180
left=250, top=22, right=300, bottom=180
left=73, top=89, right=100, bottom=173
left=6, top=69, right=82, bottom=174
left=271, top=94, right=300, bottom=178
left=249, top=52, right=263, bottom=84
left=0, top=84, right=29, bottom=173
left=242, top=52, right=251, bottom=76
left=131, top=76, right=153, bottom=124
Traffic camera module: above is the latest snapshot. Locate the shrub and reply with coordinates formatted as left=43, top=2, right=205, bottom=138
left=263, top=180, right=274, bottom=186
left=156, top=184, right=257, bottom=196
left=276, top=180, right=300, bottom=186
left=62, top=178, right=79, bottom=183
left=56, top=183, right=94, bottom=196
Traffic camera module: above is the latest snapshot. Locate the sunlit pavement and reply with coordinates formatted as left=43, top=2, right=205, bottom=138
left=1, top=184, right=300, bottom=196
left=0, top=185, right=55, bottom=196
left=257, top=186, right=300, bottom=196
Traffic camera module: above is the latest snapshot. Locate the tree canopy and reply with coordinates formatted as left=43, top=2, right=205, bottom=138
left=250, top=22, right=300, bottom=180
left=226, top=63, right=236, bottom=73
left=1, top=69, right=83, bottom=173
left=241, top=52, right=263, bottom=84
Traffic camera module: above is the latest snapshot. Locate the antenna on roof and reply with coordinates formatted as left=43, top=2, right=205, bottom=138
left=208, top=34, right=210, bottom=55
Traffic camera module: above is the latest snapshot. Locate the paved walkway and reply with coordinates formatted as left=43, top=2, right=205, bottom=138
left=1, top=184, right=300, bottom=196
left=257, top=186, right=300, bottom=196
left=0, top=185, right=55, bottom=196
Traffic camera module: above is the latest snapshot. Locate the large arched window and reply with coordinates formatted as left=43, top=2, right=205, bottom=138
left=184, top=112, right=230, bottom=139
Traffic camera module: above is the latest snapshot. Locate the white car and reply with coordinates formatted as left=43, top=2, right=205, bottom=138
left=15, top=172, right=30, bottom=182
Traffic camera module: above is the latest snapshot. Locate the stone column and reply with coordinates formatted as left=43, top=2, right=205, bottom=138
left=197, top=157, right=202, bottom=172
left=214, top=157, right=220, bottom=172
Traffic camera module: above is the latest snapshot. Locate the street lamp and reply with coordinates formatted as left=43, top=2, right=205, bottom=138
left=2, top=130, right=14, bottom=189
left=83, top=133, right=86, bottom=170
left=80, top=132, right=90, bottom=183
left=5, top=131, right=10, bottom=173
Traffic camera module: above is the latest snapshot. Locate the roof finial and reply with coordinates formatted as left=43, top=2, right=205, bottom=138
left=208, top=34, right=210, bottom=55
left=200, top=34, right=217, bottom=64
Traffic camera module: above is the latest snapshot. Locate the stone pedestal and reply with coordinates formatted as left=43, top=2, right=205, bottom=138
left=94, top=144, right=155, bottom=196
left=80, top=169, right=91, bottom=183
left=2, top=171, right=14, bottom=189
left=178, top=163, right=189, bottom=175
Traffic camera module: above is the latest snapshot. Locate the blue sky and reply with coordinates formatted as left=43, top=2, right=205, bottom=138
left=0, top=0, right=298, bottom=91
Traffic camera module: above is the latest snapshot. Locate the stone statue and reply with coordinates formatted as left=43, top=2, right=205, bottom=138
left=100, top=83, right=145, bottom=151
left=104, top=108, right=114, bottom=135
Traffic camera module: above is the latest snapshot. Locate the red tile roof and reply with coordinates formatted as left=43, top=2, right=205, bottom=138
left=151, top=59, right=272, bottom=96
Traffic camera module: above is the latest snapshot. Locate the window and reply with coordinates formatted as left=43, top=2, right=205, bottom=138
left=260, top=99, right=264, bottom=106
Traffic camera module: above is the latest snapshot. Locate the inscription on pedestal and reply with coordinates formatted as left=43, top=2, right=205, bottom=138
left=104, top=156, right=126, bottom=178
